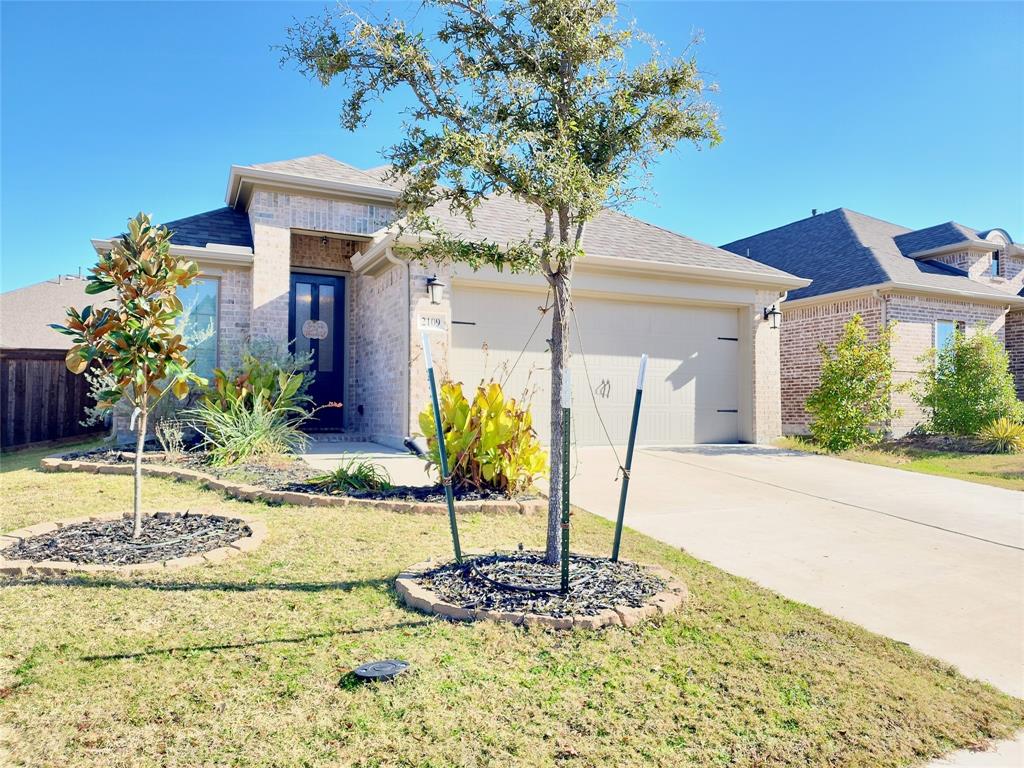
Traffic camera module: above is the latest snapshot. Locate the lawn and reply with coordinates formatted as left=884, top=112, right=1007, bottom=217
left=1, top=443, right=1022, bottom=768
left=776, top=437, right=1024, bottom=491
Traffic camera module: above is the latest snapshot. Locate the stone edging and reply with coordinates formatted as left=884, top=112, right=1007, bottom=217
left=395, top=558, right=688, bottom=630
left=0, top=511, right=268, bottom=576
left=39, top=456, right=545, bottom=516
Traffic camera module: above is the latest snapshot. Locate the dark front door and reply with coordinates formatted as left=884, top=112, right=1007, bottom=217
left=289, top=273, right=344, bottom=431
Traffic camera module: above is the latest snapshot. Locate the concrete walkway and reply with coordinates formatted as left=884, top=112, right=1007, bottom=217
left=303, top=438, right=1023, bottom=765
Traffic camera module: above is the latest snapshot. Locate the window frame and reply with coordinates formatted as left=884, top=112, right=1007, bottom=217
left=176, top=275, right=221, bottom=379
left=991, top=250, right=1001, bottom=278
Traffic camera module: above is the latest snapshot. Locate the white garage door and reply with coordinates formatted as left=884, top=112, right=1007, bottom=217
left=449, top=286, right=741, bottom=446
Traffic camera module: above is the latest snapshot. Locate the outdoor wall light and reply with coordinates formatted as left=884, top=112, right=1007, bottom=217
left=763, top=304, right=782, bottom=329
left=320, top=235, right=330, bottom=247
left=426, top=275, right=445, bottom=305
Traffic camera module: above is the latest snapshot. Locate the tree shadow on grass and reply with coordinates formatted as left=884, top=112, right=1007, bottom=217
left=1, top=575, right=393, bottom=594
left=81, top=619, right=434, bottom=662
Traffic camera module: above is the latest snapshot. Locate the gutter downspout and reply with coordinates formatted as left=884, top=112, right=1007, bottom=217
left=384, top=246, right=412, bottom=438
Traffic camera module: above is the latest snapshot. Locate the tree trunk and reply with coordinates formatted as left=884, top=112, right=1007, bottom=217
left=544, top=270, right=572, bottom=565
left=132, top=405, right=148, bottom=540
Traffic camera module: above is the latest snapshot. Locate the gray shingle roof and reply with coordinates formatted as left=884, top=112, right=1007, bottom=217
left=721, top=208, right=1012, bottom=302
left=424, top=192, right=797, bottom=278
left=892, top=221, right=980, bottom=256
left=247, top=154, right=400, bottom=191
left=163, top=207, right=253, bottom=249
left=1, top=276, right=114, bottom=349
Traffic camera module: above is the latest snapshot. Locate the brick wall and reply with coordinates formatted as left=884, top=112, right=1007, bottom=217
left=1002, top=310, right=1024, bottom=398
left=217, top=266, right=252, bottom=370
left=290, top=233, right=357, bottom=271
left=780, top=295, right=884, bottom=434
left=750, top=290, right=783, bottom=442
left=883, top=292, right=1006, bottom=434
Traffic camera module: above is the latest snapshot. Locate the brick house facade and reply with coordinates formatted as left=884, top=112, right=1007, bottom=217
left=94, top=154, right=807, bottom=447
left=724, top=210, right=1024, bottom=436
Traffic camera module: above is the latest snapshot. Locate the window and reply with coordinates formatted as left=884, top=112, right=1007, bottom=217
left=935, top=319, right=966, bottom=353
left=991, top=251, right=1001, bottom=277
left=176, top=278, right=219, bottom=378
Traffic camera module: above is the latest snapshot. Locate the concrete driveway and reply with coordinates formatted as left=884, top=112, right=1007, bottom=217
left=569, top=444, right=1024, bottom=768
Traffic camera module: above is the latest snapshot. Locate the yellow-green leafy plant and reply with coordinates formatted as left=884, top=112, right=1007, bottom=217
left=976, top=417, right=1024, bottom=454
left=417, top=380, right=547, bottom=497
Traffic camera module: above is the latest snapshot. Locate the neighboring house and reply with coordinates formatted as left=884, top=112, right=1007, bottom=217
left=0, top=275, right=111, bottom=448
left=90, top=154, right=808, bottom=447
left=722, top=209, right=1024, bottom=436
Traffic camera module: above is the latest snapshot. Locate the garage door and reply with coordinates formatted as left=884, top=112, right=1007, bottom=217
left=449, top=286, right=741, bottom=446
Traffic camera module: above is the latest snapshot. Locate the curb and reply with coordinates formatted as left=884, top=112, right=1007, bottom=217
left=394, top=558, right=689, bottom=630
left=0, top=511, right=268, bottom=576
left=39, top=456, right=545, bottom=516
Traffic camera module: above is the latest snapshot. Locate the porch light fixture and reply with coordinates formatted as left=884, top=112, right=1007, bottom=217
left=763, top=304, right=782, bottom=330
left=426, top=275, right=445, bottom=305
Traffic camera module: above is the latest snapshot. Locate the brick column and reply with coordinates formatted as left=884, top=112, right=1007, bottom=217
left=748, top=289, right=783, bottom=443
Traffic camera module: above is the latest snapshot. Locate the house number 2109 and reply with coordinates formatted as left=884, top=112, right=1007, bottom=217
left=596, top=379, right=611, bottom=399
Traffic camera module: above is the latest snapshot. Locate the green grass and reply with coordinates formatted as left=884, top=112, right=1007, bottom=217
left=776, top=436, right=1024, bottom=491
left=1, top=442, right=1022, bottom=767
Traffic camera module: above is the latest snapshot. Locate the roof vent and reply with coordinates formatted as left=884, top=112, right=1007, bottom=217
left=811, top=209, right=818, bottom=217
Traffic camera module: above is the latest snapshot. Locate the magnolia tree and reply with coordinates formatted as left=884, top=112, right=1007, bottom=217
left=54, top=213, right=205, bottom=538
left=284, top=0, right=720, bottom=563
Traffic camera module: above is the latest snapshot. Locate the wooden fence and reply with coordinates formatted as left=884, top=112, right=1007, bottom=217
left=1, top=348, right=107, bottom=451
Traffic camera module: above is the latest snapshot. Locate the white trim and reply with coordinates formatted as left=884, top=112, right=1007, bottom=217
left=351, top=229, right=810, bottom=290
left=225, top=165, right=401, bottom=208
left=783, top=280, right=1024, bottom=310
left=906, top=240, right=1000, bottom=260
left=90, top=238, right=254, bottom=268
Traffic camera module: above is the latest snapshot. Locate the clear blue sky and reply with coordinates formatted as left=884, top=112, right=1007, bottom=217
left=2, top=1, right=1022, bottom=291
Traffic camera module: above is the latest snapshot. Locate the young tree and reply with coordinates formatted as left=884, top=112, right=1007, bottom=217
left=915, top=326, right=1024, bottom=435
left=283, top=0, right=720, bottom=563
left=805, top=314, right=901, bottom=452
left=54, top=213, right=205, bottom=538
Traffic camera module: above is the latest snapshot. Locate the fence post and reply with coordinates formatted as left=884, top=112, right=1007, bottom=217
left=421, top=331, right=462, bottom=563
left=611, top=354, right=647, bottom=562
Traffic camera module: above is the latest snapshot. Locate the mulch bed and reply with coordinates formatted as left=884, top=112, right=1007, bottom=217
left=419, top=552, right=665, bottom=617
left=1, top=513, right=251, bottom=566
left=60, top=447, right=535, bottom=503
left=882, top=433, right=988, bottom=454
left=281, top=481, right=533, bottom=503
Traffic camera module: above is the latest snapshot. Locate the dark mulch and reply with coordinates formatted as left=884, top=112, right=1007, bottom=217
left=419, top=552, right=665, bottom=617
left=1, top=513, right=251, bottom=565
left=63, top=447, right=318, bottom=488
left=282, top=481, right=531, bottom=503
left=883, top=433, right=988, bottom=454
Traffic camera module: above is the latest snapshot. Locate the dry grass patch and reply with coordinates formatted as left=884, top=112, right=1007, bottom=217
left=1, top=443, right=1022, bottom=767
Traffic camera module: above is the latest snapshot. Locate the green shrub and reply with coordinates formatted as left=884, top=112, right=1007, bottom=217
left=914, top=327, right=1023, bottom=435
left=976, top=417, right=1024, bottom=454
left=417, top=380, right=547, bottom=496
left=805, top=314, right=902, bottom=452
left=187, top=391, right=310, bottom=466
left=312, top=457, right=393, bottom=493
left=203, top=343, right=314, bottom=413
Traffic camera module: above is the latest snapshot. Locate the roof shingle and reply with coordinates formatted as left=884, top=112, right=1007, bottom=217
left=163, top=207, right=253, bottom=249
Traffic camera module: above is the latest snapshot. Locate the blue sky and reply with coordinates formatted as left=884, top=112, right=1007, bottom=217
left=2, top=1, right=1022, bottom=291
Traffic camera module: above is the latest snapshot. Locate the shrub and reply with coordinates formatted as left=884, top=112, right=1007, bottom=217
left=976, top=417, right=1024, bottom=454
left=154, top=419, right=187, bottom=459
left=914, top=327, right=1024, bottom=435
left=312, top=457, right=393, bottom=493
left=417, top=380, right=547, bottom=496
left=805, top=314, right=902, bottom=452
left=203, top=343, right=314, bottom=413
left=187, top=390, right=310, bottom=466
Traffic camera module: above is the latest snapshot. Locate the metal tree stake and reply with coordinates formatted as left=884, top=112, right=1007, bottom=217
left=560, top=370, right=572, bottom=593
left=611, top=354, right=648, bottom=562
left=421, top=331, right=462, bottom=563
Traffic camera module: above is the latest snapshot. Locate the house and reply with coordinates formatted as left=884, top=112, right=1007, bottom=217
left=0, top=274, right=102, bottom=350
left=90, top=154, right=809, bottom=447
left=722, top=209, right=1024, bottom=436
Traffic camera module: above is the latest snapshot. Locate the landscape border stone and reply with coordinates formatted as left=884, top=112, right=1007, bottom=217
left=394, top=557, right=689, bottom=630
left=0, top=510, right=268, bottom=576
left=38, top=455, right=546, bottom=515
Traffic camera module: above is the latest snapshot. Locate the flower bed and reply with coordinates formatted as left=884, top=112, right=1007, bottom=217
left=395, top=552, right=688, bottom=629
left=0, top=511, right=266, bottom=576
left=39, top=452, right=546, bottom=515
